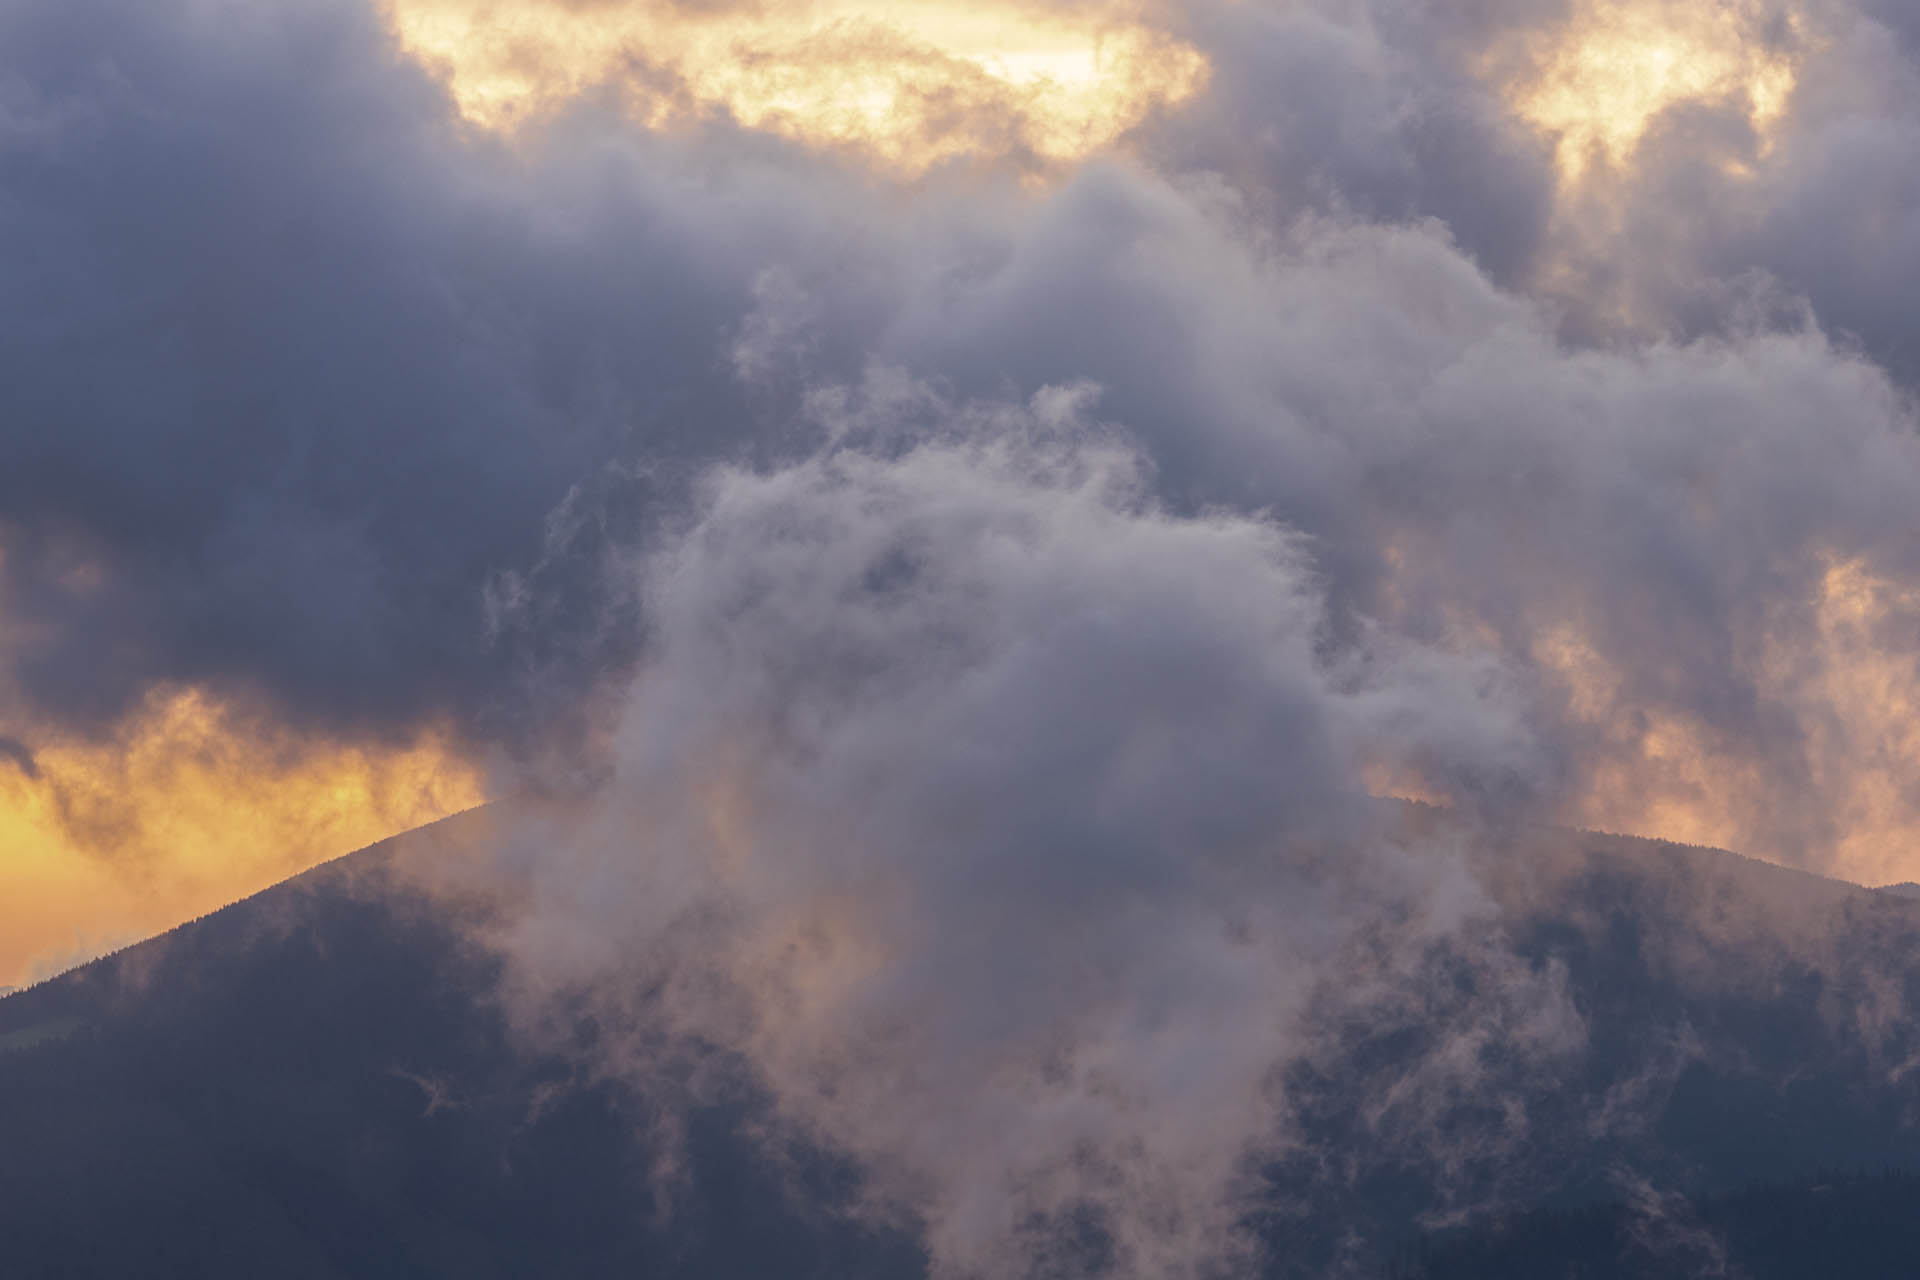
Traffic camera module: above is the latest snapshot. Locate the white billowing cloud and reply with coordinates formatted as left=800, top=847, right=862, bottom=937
left=477, top=392, right=1577, bottom=1278
left=740, top=159, right=1920, bottom=877
left=444, top=92, right=1920, bottom=1266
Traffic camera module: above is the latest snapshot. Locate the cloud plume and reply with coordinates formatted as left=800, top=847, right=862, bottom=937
left=475, top=396, right=1568, bottom=1278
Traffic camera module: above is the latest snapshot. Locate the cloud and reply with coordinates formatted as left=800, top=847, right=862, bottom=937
left=0, top=736, right=35, bottom=779
left=1617, top=1172, right=1741, bottom=1278
left=1136, top=0, right=1559, bottom=284
left=380, top=0, right=1209, bottom=173
left=474, top=392, right=1568, bottom=1278
left=14, top=0, right=1920, bottom=1265
left=11, top=0, right=1920, bottom=878
left=0, top=0, right=792, bottom=755
left=768, top=159, right=1920, bottom=874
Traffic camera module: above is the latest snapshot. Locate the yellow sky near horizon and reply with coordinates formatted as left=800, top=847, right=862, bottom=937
left=0, top=688, right=484, bottom=989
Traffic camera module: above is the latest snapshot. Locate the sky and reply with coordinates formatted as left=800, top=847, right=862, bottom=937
left=8, top=0, right=1920, bottom=1265
left=11, top=0, right=1920, bottom=1274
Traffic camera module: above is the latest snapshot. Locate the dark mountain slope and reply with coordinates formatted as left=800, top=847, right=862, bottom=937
left=8, top=810, right=1920, bottom=1277
left=1258, top=821, right=1920, bottom=1272
left=0, top=811, right=924, bottom=1279
left=1407, top=1169, right=1920, bottom=1278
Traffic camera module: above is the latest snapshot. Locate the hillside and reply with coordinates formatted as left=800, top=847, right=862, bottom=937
left=0, top=810, right=923, bottom=1279
left=8, top=810, right=1920, bottom=1277
left=1405, top=1169, right=1920, bottom=1278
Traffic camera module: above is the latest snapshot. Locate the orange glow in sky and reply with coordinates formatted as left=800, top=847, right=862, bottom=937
left=1504, top=0, right=1803, bottom=180
left=1534, top=558, right=1920, bottom=885
left=380, top=0, right=1207, bottom=172
left=0, top=688, right=484, bottom=989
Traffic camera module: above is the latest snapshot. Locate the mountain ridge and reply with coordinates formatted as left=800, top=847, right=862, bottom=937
left=9, top=804, right=1920, bottom=1277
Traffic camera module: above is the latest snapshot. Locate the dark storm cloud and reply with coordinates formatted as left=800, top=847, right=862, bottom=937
left=10, top=0, right=1915, bottom=822
left=1685, top=13, right=1920, bottom=384
left=1436, top=0, right=1920, bottom=382
left=0, top=0, right=856, bottom=750
left=1136, top=0, right=1561, bottom=284
left=1117, top=0, right=1920, bottom=392
left=0, top=735, right=36, bottom=778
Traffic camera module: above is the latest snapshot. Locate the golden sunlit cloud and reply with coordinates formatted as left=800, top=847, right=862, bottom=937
left=1533, top=621, right=1774, bottom=856
left=1506, top=0, right=1803, bottom=180
left=0, top=687, right=485, bottom=989
left=380, top=0, right=1207, bottom=173
left=1534, top=558, right=1920, bottom=885
left=1784, top=559, right=1920, bottom=886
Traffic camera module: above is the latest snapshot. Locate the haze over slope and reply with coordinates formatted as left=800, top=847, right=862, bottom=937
left=9, top=810, right=1920, bottom=1277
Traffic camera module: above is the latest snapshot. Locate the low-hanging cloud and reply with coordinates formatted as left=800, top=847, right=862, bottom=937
left=475, top=396, right=1573, bottom=1278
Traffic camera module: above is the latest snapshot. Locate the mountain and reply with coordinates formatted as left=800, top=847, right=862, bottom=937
left=0, top=810, right=924, bottom=1280
left=1403, top=1169, right=1920, bottom=1279
left=8, top=808, right=1920, bottom=1277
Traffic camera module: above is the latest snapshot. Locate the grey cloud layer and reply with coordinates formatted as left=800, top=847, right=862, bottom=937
left=14, top=0, right=1920, bottom=1271
left=7, top=0, right=1920, bottom=815
left=782, top=173, right=1920, bottom=865
left=0, top=0, right=833, bottom=747
left=1522, top=0, right=1920, bottom=366
left=1138, top=0, right=1561, bottom=284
